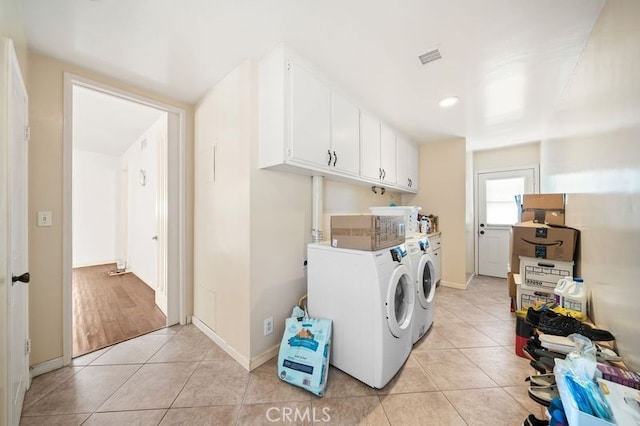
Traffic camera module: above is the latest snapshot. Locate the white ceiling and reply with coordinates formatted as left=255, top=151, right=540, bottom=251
left=73, top=85, right=165, bottom=156
left=24, top=0, right=605, bottom=150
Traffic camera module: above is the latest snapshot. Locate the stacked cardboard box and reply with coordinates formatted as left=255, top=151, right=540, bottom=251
left=519, top=193, right=565, bottom=225
left=508, top=194, right=579, bottom=310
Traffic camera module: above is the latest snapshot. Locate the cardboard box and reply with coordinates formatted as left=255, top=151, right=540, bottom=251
left=330, top=215, right=405, bottom=251
left=507, top=272, right=517, bottom=298
left=510, top=254, right=520, bottom=273
left=519, top=256, right=574, bottom=289
left=597, top=364, right=640, bottom=390
left=511, top=221, right=578, bottom=261
left=521, top=194, right=565, bottom=225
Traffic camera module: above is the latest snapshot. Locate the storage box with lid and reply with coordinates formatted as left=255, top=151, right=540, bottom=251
left=519, top=256, right=574, bottom=289
left=520, top=193, right=566, bottom=225
left=511, top=221, right=578, bottom=262
left=330, top=215, right=405, bottom=251
left=514, top=273, right=556, bottom=310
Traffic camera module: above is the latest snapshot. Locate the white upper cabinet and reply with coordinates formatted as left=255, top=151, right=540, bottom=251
left=380, top=123, right=397, bottom=185
left=289, top=61, right=332, bottom=168
left=360, top=114, right=397, bottom=185
left=259, top=45, right=359, bottom=177
left=360, top=111, right=381, bottom=181
left=396, top=135, right=419, bottom=192
left=259, top=44, right=416, bottom=193
left=330, top=92, right=360, bottom=176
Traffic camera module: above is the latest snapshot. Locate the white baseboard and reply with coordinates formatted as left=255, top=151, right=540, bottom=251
left=250, top=344, right=280, bottom=371
left=466, top=274, right=475, bottom=287
left=191, top=316, right=251, bottom=371
left=440, top=280, right=468, bottom=290
left=191, top=316, right=279, bottom=372
left=71, top=260, right=118, bottom=268
left=30, top=357, right=64, bottom=378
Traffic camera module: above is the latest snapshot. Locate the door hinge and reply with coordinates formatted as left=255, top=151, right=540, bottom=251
left=25, top=338, right=31, bottom=355
left=25, top=126, right=31, bottom=142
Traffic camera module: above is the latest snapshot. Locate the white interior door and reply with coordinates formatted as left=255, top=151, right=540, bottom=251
left=155, top=116, right=168, bottom=316
left=477, top=168, right=536, bottom=277
left=7, top=39, right=29, bottom=426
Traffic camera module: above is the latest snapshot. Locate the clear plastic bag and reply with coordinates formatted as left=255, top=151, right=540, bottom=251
left=554, top=334, right=614, bottom=421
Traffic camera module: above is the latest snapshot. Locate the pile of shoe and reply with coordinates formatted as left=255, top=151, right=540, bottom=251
left=525, top=306, right=615, bottom=341
left=522, top=394, right=568, bottom=426
left=522, top=334, right=566, bottom=374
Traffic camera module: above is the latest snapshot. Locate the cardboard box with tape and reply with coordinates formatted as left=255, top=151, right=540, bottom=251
left=511, top=221, right=579, bottom=262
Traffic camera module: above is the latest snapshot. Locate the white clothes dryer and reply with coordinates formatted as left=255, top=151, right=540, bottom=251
left=307, top=242, right=415, bottom=389
left=406, top=235, right=436, bottom=344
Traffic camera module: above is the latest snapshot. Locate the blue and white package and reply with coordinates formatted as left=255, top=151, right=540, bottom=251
left=277, top=316, right=332, bottom=396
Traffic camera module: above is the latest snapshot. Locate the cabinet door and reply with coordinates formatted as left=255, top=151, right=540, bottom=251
left=380, top=123, right=397, bottom=185
left=360, top=111, right=381, bottom=181
left=396, top=135, right=410, bottom=190
left=289, top=61, right=331, bottom=167
left=331, top=92, right=360, bottom=176
left=408, top=141, right=419, bottom=192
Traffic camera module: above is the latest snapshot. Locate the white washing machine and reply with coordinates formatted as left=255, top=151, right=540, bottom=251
left=406, top=235, right=436, bottom=344
left=307, top=242, right=415, bottom=389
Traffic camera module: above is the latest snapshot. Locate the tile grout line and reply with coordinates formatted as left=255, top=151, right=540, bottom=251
left=21, top=365, right=86, bottom=414
left=234, top=363, right=255, bottom=426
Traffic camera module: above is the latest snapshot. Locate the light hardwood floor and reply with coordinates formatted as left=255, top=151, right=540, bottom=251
left=73, top=263, right=166, bottom=357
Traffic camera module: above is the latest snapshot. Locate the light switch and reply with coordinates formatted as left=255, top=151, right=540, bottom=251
left=37, top=211, right=52, bottom=227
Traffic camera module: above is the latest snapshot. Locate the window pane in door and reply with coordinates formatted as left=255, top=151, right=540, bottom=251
left=485, top=177, right=524, bottom=225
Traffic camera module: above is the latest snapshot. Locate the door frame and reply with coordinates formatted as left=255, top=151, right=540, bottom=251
left=474, top=165, right=539, bottom=277
left=62, top=73, right=188, bottom=364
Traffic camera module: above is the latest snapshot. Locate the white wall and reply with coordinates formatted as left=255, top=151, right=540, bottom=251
left=72, top=150, right=120, bottom=267
left=404, top=138, right=467, bottom=288
left=121, top=113, right=167, bottom=289
left=540, top=0, right=640, bottom=370
left=193, top=60, right=253, bottom=358
left=473, top=142, right=540, bottom=173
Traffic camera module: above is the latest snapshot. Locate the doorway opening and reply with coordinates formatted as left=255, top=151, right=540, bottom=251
left=475, top=167, right=537, bottom=278
left=63, top=74, right=187, bottom=362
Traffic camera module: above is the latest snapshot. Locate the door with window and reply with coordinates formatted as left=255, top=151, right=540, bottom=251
left=477, top=168, right=536, bottom=277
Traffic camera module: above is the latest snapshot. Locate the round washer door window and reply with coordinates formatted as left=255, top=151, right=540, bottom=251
left=417, top=255, right=436, bottom=308
left=386, top=265, right=415, bottom=338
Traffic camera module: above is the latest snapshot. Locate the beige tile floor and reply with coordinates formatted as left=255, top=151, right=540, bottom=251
left=21, top=276, right=546, bottom=425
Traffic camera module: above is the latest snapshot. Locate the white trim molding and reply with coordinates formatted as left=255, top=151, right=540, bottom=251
left=62, top=73, right=188, bottom=366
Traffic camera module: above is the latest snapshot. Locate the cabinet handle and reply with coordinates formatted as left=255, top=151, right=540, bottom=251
left=333, top=151, right=337, bottom=167
left=382, top=169, right=386, bottom=179
left=408, top=178, right=412, bottom=187
left=327, top=150, right=332, bottom=166
left=379, top=168, right=382, bottom=179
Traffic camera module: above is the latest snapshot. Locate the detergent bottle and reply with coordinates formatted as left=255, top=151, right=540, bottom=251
left=554, top=276, right=573, bottom=306
left=563, top=278, right=588, bottom=316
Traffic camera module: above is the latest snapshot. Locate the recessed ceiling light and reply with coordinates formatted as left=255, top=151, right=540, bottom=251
left=439, top=96, right=459, bottom=108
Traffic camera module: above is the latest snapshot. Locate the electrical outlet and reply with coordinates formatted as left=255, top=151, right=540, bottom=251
left=264, top=316, right=274, bottom=336
left=37, top=211, right=52, bottom=227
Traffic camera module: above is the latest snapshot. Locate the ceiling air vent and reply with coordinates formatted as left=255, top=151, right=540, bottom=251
left=419, top=49, right=442, bottom=65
